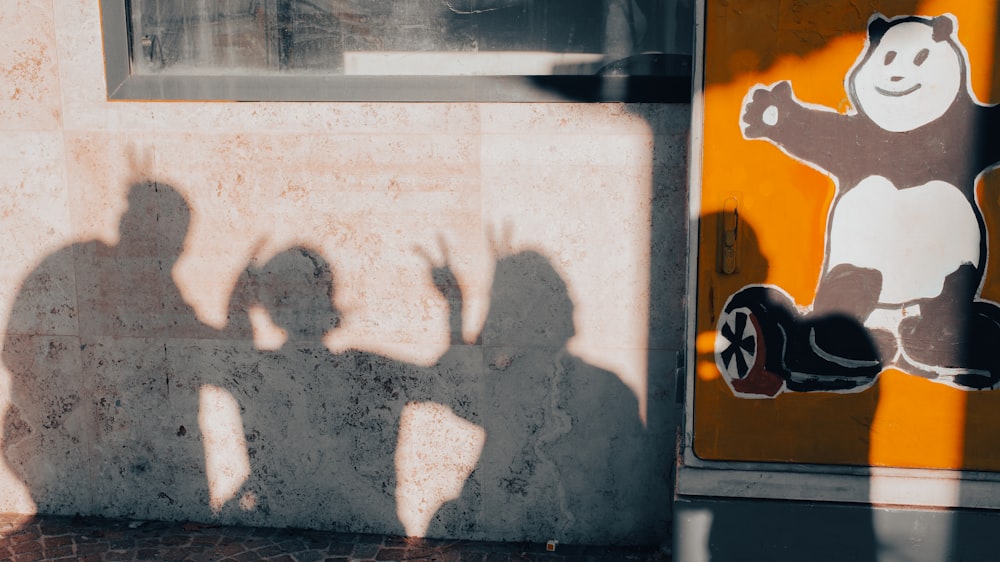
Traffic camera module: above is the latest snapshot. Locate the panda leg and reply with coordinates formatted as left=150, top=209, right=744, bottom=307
left=960, top=301, right=1000, bottom=388
left=898, top=264, right=979, bottom=371
left=764, top=265, right=884, bottom=392
left=813, top=263, right=882, bottom=319
left=808, top=264, right=892, bottom=364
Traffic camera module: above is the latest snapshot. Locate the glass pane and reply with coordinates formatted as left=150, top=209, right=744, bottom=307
left=129, top=0, right=693, bottom=76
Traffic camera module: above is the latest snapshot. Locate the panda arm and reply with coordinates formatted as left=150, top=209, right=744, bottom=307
left=741, top=81, right=852, bottom=172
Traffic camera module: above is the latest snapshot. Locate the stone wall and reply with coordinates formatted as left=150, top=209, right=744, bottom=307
left=0, top=1, right=689, bottom=546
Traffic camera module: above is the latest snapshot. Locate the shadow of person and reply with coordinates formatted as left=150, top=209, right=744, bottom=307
left=697, top=210, right=880, bottom=561
left=2, top=180, right=227, bottom=520
left=222, top=246, right=412, bottom=534
left=425, top=248, right=652, bottom=544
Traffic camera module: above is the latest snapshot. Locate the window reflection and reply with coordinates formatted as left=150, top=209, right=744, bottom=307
left=129, top=0, right=692, bottom=76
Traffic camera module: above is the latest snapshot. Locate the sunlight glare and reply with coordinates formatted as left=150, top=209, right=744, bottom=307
left=395, top=402, right=485, bottom=537
left=199, top=384, right=251, bottom=514
left=249, top=304, right=287, bottom=351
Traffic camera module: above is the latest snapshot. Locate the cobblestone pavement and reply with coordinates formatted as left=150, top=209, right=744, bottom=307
left=0, top=514, right=670, bottom=562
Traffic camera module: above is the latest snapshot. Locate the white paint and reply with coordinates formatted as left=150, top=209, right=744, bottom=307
left=762, top=105, right=779, bottom=126
left=198, top=385, right=251, bottom=514
left=827, top=176, right=979, bottom=304
left=852, top=19, right=962, bottom=132
left=714, top=305, right=758, bottom=383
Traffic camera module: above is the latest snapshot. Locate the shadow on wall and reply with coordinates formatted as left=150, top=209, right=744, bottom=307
left=208, top=246, right=419, bottom=534
left=420, top=245, right=657, bottom=542
left=3, top=180, right=225, bottom=519
left=524, top=2, right=694, bottom=550
left=0, top=178, right=660, bottom=544
left=697, top=211, right=881, bottom=561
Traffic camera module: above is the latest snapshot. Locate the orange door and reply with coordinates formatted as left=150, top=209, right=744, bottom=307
left=694, top=0, right=1000, bottom=470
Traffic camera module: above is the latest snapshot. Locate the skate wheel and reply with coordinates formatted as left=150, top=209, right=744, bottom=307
left=715, top=306, right=784, bottom=397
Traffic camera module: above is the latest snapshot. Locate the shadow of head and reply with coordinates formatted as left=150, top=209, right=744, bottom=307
left=481, top=250, right=575, bottom=346
left=117, top=180, right=192, bottom=261
left=254, top=247, right=341, bottom=340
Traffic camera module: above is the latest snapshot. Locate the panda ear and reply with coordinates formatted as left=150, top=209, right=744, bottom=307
left=867, top=15, right=892, bottom=43
left=932, top=16, right=954, bottom=42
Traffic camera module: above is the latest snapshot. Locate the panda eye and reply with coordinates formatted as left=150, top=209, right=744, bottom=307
left=914, top=48, right=930, bottom=66
left=884, top=51, right=897, bottom=65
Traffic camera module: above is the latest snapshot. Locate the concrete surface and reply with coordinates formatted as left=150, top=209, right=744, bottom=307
left=674, top=495, right=1000, bottom=562
left=0, top=0, right=689, bottom=547
left=0, top=513, right=669, bottom=561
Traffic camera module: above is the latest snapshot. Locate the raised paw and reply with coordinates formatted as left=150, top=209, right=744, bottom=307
left=741, top=81, right=793, bottom=138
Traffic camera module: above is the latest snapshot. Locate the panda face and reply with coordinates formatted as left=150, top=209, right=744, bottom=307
left=851, top=20, right=962, bottom=132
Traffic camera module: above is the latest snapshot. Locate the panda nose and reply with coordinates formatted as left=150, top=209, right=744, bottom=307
left=891, top=76, right=904, bottom=82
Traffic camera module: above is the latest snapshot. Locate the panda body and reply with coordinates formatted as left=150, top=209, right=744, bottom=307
left=728, top=11, right=1000, bottom=388
left=741, top=14, right=1000, bottom=316
left=827, top=175, right=980, bottom=304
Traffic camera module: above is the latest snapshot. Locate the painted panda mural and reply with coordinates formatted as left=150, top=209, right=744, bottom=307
left=715, top=13, right=1000, bottom=398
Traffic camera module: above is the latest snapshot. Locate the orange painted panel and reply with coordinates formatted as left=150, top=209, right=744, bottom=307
left=694, top=0, right=1000, bottom=470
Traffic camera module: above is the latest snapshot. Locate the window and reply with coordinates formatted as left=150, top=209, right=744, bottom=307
left=102, top=0, right=693, bottom=101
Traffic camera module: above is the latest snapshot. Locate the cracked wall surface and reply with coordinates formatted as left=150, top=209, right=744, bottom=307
left=0, top=0, right=689, bottom=546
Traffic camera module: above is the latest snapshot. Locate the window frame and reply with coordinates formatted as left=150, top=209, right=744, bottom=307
left=100, top=0, right=692, bottom=103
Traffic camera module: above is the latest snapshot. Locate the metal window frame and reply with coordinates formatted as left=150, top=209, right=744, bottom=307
left=100, top=0, right=693, bottom=103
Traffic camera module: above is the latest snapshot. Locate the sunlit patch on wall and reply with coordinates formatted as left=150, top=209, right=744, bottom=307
left=198, top=384, right=251, bottom=514
left=248, top=303, right=287, bottom=352
left=395, top=402, right=485, bottom=538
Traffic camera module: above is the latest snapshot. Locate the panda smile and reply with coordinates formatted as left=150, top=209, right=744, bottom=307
left=875, top=83, right=922, bottom=97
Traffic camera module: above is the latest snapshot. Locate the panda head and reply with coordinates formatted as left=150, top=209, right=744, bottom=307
left=849, top=14, right=965, bottom=133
